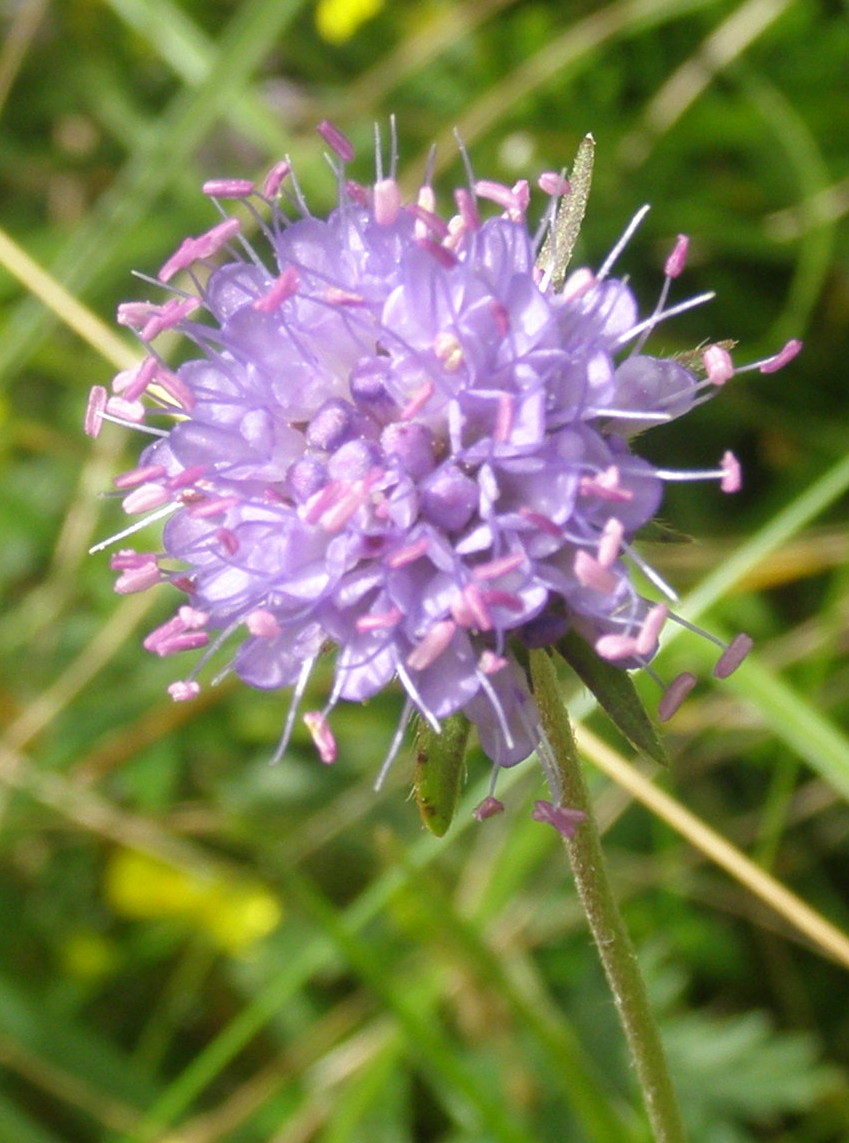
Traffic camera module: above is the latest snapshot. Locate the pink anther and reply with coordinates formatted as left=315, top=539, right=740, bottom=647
left=262, top=160, right=291, bottom=199
left=658, top=672, right=698, bottom=721
left=373, top=177, right=402, bottom=226
left=406, top=619, right=457, bottom=671
left=246, top=608, right=282, bottom=638
left=598, top=517, right=624, bottom=567
left=664, top=234, right=689, bottom=279
left=317, top=119, right=354, bottom=163
left=303, top=710, right=337, bottom=763
left=713, top=633, right=752, bottom=679
left=122, top=482, right=169, bottom=514
left=703, top=344, right=735, bottom=386
left=538, top=171, right=571, bottom=197
left=253, top=267, right=300, bottom=312
left=759, top=338, right=803, bottom=374
left=84, top=386, right=108, bottom=437
left=635, top=604, right=668, bottom=657
left=168, top=680, right=201, bottom=701
left=595, top=632, right=639, bottom=661
left=720, top=451, right=741, bottom=493
left=202, top=178, right=255, bottom=198
left=473, top=796, right=505, bottom=821
left=113, top=464, right=165, bottom=491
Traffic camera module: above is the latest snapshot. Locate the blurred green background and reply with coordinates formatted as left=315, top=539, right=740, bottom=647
left=2, top=1, right=849, bottom=1140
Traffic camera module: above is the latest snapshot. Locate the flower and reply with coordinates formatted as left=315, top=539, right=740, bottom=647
left=87, top=122, right=800, bottom=783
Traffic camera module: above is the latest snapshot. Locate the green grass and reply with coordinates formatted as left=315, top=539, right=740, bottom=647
left=2, top=1, right=849, bottom=1140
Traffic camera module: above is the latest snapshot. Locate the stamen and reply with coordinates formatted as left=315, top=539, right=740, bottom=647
left=597, top=204, right=650, bottom=279
left=168, top=680, right=201, bottom=701
left=374, top=698, right=414, bottom=791
left=202, top=178, right=255, bottom=198
left=451, top=583, right=492, bottom=631
left=119, top=356, right=159, bottom=402
left=658, top=672, right=697, bottom=721
left=478, top=649, right=508, bottom=675
left=417, top=238, right=457, bottom=268
left=158, top=238, right=196, bottom=283
left=394, top=657, right=441, bottom=733
left=703, top=344, right=735, bottom=385
left=595, top=632, right=639, bottom=661
left=538, top=171, right=571, bottom=197
left=720, top=450, right=742, bottom=493
left=356, top=607, right=403, bottom=633
left=151, top=367, right=195, bottom=411
left=472, top=553, right=525, bottom=581
left=473, top=795, right=505, bottom=820
left=574, top=550, right=618, bottom=594
left=579, top=466, right=633, bottom=502
left=269, top=657, right=317, bottom=766
left=620, top=539, right=678, bottom=601
left=253, top=267, right=300, bottom=312
left=494, top=392, right=514, bottom=443
left=216, top=528, right=239, bottom=555
left=262, top=160, right=291, bottom=199
left=303, top=710, right=338, bottom=763
left=374, top=177, right=402, bottom=225
left=453, top=187, right=480, bottom=232
left=474, top=178, right=523, bottom=214
left=518, top=507, right=562, bottom=537
left=168, top=464, right=207, bottom=490
left=89, top=501, right=179, bottom=554
left=406, top=203, right=450, bottom=239
left=84, top=386, right=108, bottom=437
left=597, top=517, right=624, bottom=567
left=635, top=603, right=668, bottom=657
left=325, top=287, right=365, bottom=306
left=400, top=380, right=435, bottom=419
left=406, top=619, right=456, bottom=671
left=122, top=483, right=170, bottom=514
left=187, top=495, right=241, bottom=519
left=319, top=480, right=372, bottom=533
left=652, top=455, right=742, bottom=491
left=143, top=610, right=209, bottom=657
left=105, top=396, right=145, bottom=423
left=140, top=297, right=200, bottom=341
left=434, top=332, right=463, bottom=373
left=413, top=185, right=437, bottom=242
left=614, top=290, right=715, bottom=349
left=561, top=267, right=596, bottom=301
left=317, top=119, right=354, bottom=163
left=664, top=234, right=689, bottom=279
left=112, top=552, right=160, bottom=594
left=758, top=338, right=803, bottom=374
left=245, top=609, right=282, bottom=638
left=480, top=588, right=523, bottom=616
left=713, top=633, right=752, bottom=679
left=117, top=302, right=158, bottom=329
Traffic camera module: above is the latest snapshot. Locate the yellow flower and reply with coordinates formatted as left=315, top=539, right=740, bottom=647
left=104, top=849, right=282, bottom=955
left=315, top=0, right=384, bottom=44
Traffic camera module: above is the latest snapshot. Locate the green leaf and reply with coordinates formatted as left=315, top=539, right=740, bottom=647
left=556, top=630, right=668, bottom=767
left=414, top=712, right=470, bottom=836
left=536, top=133, right=595, bottom=290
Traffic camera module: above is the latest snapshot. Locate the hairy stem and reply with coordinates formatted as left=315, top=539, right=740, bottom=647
left=529, top=647, right=687, bottom=1143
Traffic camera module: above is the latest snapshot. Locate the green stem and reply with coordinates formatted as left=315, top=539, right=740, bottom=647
left=529, top=648, right=687, bottom=1143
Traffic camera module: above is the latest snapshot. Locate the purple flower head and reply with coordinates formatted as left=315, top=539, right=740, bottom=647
left=87, top=124, right=801, bottom=788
